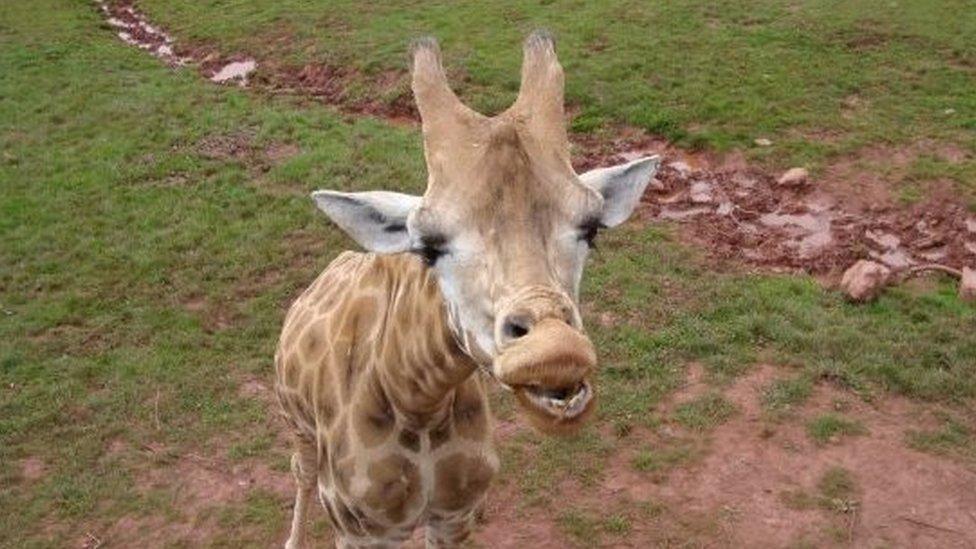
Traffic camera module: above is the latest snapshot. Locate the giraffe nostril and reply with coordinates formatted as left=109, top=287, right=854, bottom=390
left=502, top=315, right=532, bottom=341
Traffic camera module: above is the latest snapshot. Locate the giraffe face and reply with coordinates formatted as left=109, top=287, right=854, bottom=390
left=312, top=32, right=659, bottom=433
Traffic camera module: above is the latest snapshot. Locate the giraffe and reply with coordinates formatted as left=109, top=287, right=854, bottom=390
left=274, top=31, right=660, bottom=548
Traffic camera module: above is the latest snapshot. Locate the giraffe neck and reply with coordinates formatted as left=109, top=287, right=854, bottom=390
left=373, top=257, right=480, bottom=422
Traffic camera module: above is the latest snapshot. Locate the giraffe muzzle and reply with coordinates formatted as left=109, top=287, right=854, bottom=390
left=493, top=318, right=597, bottom=433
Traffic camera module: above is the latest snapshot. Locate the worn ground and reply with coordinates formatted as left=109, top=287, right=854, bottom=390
left=2, top=1, right=975, bottom=548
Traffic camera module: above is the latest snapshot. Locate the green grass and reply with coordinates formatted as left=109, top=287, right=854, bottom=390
left=806, top=413, right=868, bottom=445
left=632, top=441, right=702, bottom=475
left=674, top=393, right=737, bottom=431
left=780, top=466, right=859, bottom=513
left=2, top=0, right=976, bottom=546
left=763, top=375, right=814, bottom=416
left=907, top=412, right=976, bottom=463
left=136, top=0, right=976, bottom=201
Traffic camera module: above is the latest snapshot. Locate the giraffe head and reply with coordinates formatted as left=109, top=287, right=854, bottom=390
left=313, top=32, right=659, bottom=434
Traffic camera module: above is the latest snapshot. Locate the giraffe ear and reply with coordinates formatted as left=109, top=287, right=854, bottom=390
left=312, top=190, right=421, bottom=253
left=579, top=155, right=661, bottom=227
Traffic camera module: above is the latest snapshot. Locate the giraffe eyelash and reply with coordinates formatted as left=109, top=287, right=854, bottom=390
left=413, top=234, right=448, bottom=266
left=578, top=218, right=603, bottom=248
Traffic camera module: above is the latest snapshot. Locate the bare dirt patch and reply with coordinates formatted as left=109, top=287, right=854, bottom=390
left=196, top=130, right=255, bottom=161
left=95, top=442, right=293, bottom=547
left=19, top=457, right=45, bottom=481
left=657, top=366, right=976, bottom=547
left=472, top=365, right=976, bottom=548
left=473, top=481, right=574, bottom=549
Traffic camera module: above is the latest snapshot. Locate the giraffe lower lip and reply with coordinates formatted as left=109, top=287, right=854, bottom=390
left=519, top=380, right=591, bottom=418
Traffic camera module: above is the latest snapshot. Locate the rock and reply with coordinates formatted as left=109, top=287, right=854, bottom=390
left=961, top=267, right=976, bottom=303
left=659, top=206, right=712, bottom=220
left=864, top=229, right=900, bottom=250
left=966, top=242, right=976, bottom=256
left=716, top=202, right=734, bottom=216
left=840, top=260, right=891, bottom=303
left=689, top=181, right=713, bottom=203
left=647, top=177, right=665, bottom=191
left=966, top=218, right=976, bottom=233
left=919, top=247, right=948, bottom=262
left=210, top=59, right=257, bottom=85
left=669, top=160, right=692, bottom=175
left=754, top=138, right=773, bottom=147
left=777, top=167, right=809, bottom=187
left=732, top=173, right=757, bottom=189
left=870, top=249, right=914, bottom=270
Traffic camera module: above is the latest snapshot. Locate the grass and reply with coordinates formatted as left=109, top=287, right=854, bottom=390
left=806, top=413, right=868, bottom=445
left=1, top=0, right=975, bottom=546
left=136, top=0, right=976, bottom=201
left=907, top=412, right=976, bottom=464
left=763, top=375, right=814, bottom=417
left=674, top=393, right=737, bottom=431
left=557, top=508, right=633, bottom=545
left=780, top=466, right=859, bottom=513
left=632, top=441, right=702, bottom=476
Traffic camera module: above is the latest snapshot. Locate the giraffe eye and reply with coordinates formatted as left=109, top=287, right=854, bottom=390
left=413, top=234, right=448, bottom=266
left=578, top=218, right=602, bottom=248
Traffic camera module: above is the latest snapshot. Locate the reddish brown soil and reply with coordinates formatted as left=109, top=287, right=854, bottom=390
left=658, top=366, right=976, bottom=548
left=470, top=366, right=976, bottom=548
left=19, top=457, right=45, bottom=482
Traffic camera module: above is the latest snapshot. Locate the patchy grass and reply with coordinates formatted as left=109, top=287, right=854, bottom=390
left=602, top=513, right=632, bottom=535
left=907, top=413, right=976, bottom=464
left=817, top=466, right=859, bottom=507
left=632, top=440, right=703, bottom=478
left=762, top=375, right=814, bottom=417
left=806, top=413, right=868, bottom=445
left=674, top=393, right=737, bottom=432
left=781, top=466, right=860, bottom=514
left=138, top=0, right=976, bottom=200
left=557, top=509, right=602, bottom=544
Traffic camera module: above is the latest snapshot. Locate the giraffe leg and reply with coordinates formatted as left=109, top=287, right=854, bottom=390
left=284, top=434, right=318, bottom=549
left=425, top=509, right=476, bottom=549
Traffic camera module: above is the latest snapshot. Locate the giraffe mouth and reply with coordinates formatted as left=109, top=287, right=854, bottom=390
left=515, top=379, right=592, bottom=420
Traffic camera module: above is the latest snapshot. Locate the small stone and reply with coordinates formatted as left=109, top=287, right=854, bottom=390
left=210, top=59, right=257, bottom=85
left=966, top=242, right=976, bottom=256
left=777, top=167, right=809, bottom=187
left=966, top=218, right=976, bottom=233
left=864, top=229, right=900, bottom=250
left=918, top=247, right=948, bottom=262
left=659, top=206, right=712, bottom=220
left=961, top=267, right=976, bottom=303
left=754, top=138, right=773, bottom=147
left=716, top=202, right=734, bottom=216
left=944, top=108, right=956, bottom=115
left=647, top=177, right=665, bottom=191
left=689, top=181, right=713, bottom=203
left=871, top=248, right=914, bottom=270
left=669, top=160, right=692, bottom=175
left=732, top=173, right=757, bottom=189
left=840, top=260, right=891, bottom=303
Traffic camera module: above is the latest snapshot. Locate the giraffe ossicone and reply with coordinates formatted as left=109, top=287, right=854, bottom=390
left=276, top=30, right=660, bottom=547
